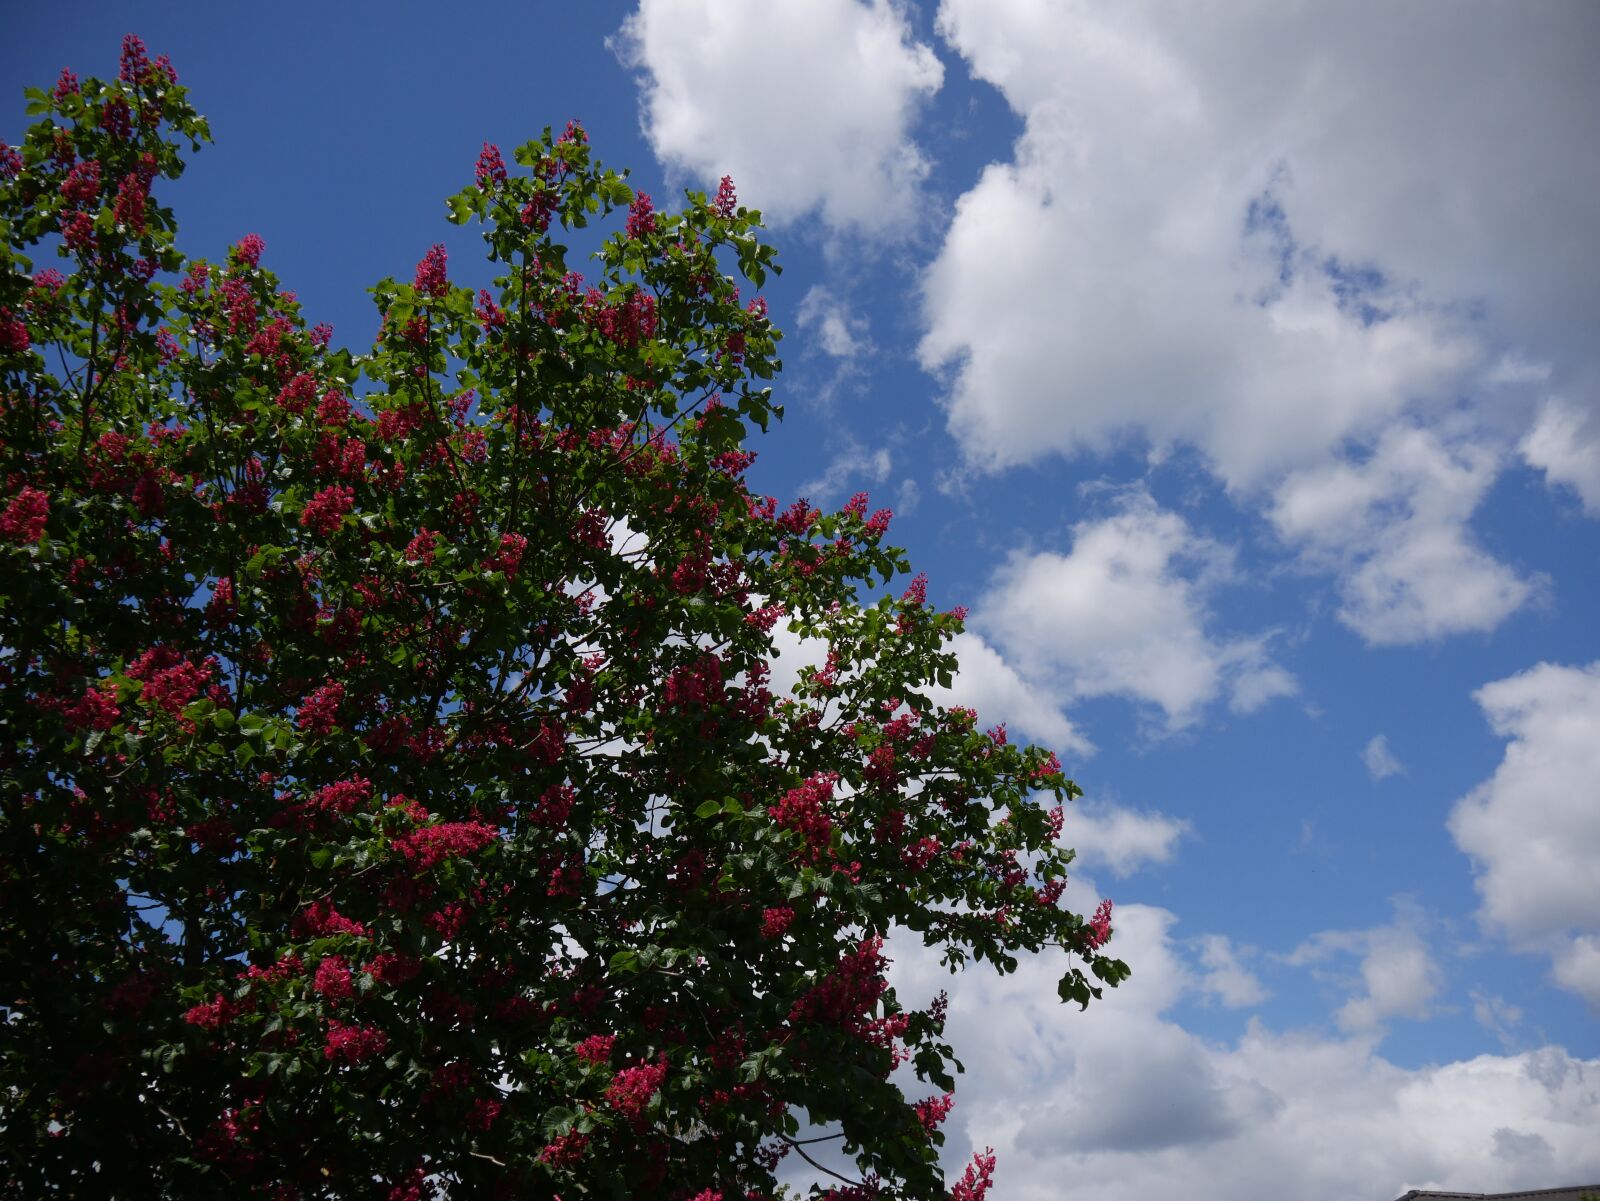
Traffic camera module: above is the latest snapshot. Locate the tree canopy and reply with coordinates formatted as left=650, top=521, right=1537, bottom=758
left=0, top=37, right=1127, bottom=1199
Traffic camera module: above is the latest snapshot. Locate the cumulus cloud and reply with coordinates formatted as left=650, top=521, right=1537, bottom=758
left=1523, top=396, right=1600, bottom=516
left=1066, top=801, right=1188, bottom=878
left=614, top=0, right=942, bottom=233
left=1362, top=734, right=1403, bottom=781
left=1288, top=909, right=1442, bottom=1034
left=1269, top=426, right=1537, bottom=644
left=974, top=490, right=1294, bottom=730
left=797, top=440, right=892, bottom=506
left=884, top=892, right=1600, bottom=1201
left=927, top=630, right=1090, bottom=758
left=1450, top=661, right=1600, bottom=1005
left=797, top=286, right=873, bottom=359
left=1194, top=934, right=1269, bottom=1009
left=919, top=0, right=1598, bottom=639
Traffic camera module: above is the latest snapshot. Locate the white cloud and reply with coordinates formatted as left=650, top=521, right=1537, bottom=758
left=974, top=490, right=1293, bottom=730
left=1523, top=396, right=1600, bottom=516
left=614, top=0, right=943, bottom=233
left=1269, top=426, right=1536, bottom=644
left=797, top=441, right=892, bottom=505
left=1362, top=734, right=1403, bottom=781
left=920, top=1, right=1536, bottom=488
left=797, top=286, right=873, bottom=359
left=1067, top=801, right=1188, bottom=878
left=928, top=630, right=1090, bottom=758
left=919, top=0, right=1598, bottom=640
left=1450, top=661, right=1600, bottom=1005
left=894, top=477, right=921, bottom=517
left=885, top=894, right=1600, bottom=1201
left=1287, top=908, right=1442, bottom=1034
left=1194, top=934, right=1269, bottom=1009
left=1471, top=990, right=1525, bottom=1049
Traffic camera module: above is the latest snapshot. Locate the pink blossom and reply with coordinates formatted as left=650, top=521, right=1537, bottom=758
left=296, top=680, right=345, bottom=736
left=300, top=484, right=354, bottom=537
left=413, top=244, right=448, bottom=298
left=951, top=1149, right=997, bottom=1201
left=1085, top=898, right=1113, bottom=951
left=311, top=777, right=373, bottom=815
left=112, top=172, right=148, bottom=233
left=392, top=821, right=499, bottom=870
left=914, top=1092, right=954, bottom=1131
left=232, top=233, right=265, bottom=267
left=404, top=528, right=438, bottom=565
left=759, top=907, right=794, bottom=940
left=61, top=161, right=101, bottom=206
left=606, top=1056, right=667, bottom=1119
left=476, top=289, right=505, bottom=329
left=1, top=487, right=49, bottom=543
left=768, top=772, right=836, bottom=862
left=789, top=936, right=889, bottom=1037
left=475, top=142, right=506, bottom=189
left=119, top=35, right=149, bottom=84
left=313, top=956, right=353, bottom=1000
left=296, top=900, right=368, bottom=938
left=324, top=1021, right=387, bottom=1063
left=626, top=191, right=657, bottom=240
left=713, top=175, right=737, bottom=218
left=183, top=993, right=239, bottom=1030
left=538, top=1129, right=589, bottom=1167
left=63, top=682, right=119, bottom=732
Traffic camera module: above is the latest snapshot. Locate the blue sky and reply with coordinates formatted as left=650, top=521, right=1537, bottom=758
left=7, top=3, right=1600, bottom=1198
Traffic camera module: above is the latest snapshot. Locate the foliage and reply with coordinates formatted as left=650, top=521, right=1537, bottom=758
left=0, top=38, right=1127, bottom=1200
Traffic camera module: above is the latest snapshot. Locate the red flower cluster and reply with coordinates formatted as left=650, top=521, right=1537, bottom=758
left=62, top=161, right=101, bottom=206
left=626, top=191, right=657, bottom=240
left=759, top=907, right=794, bottom=940
left=311, top=776, right=373, bottom=815
left=324, top=1021, right=387, bottom=1063
left=713, top=175, right=737, bottom=218
left=300, top=484, right=354, bottom=536
left=314, top=956, right=354, bottom=1000
left=585, top=287, right=657, bottom=348
left=296, top=680, right=345, bottom=736
left=538, top=1129, right=589, bottom=1168
left=767, top=772, right=837, bottom=862
left=128, top=646, right=216, bottom=718
left=392, top=821, right=498, bottom=870
left=951, top=1148, right=997, bottom=1201
left=413, top=244, right=449, bottom=298
left=233, top=233, right=265, bottom=267
left=1084, top=898, right=1114, bottom=950
left=183, top=993, right=241, bottom=1030
left=788, top=936, right=889, bottom=1038
left=1, top=486, right=49, bottom=543
left=475, top=142, right=506, bottom=189
left=574, top=1033, right=615, bottom=1064
left=605, top=1056, right=667, bottom=1120
left=62, top=682, right=120, bottom=732
left=663, top=653, right=724, bottom=711
left=914, top=1092, right=954, bottom=1131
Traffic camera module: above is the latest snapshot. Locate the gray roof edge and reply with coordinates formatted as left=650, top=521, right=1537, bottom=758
left=1393, top=1187, right=1600, bottom=1201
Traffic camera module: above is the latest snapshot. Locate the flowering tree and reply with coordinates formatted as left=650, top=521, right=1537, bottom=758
left=0, top=39, right=1127, bottom=1200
